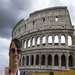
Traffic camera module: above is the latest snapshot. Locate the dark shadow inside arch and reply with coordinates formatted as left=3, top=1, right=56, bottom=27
left=31, top=55, right=34, bottom=65
left=61, top=55, right=66, bottom=66
left=54, top=55, right=59, bottom=66
left=41, top=55, right=45, bottom=65
left=36, top=55, right=39, bottom=65
left=48, top=54, right=52, bottom=65
left=22, top=56, right=25, bottom=66
left=26, top=56, right=29, bottom=65
left=69, top=55, right=73, bottom=67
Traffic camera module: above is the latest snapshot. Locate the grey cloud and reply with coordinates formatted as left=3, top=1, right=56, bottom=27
left=0, top=0, right=75, bottom=38
left=11, top=0, right=31, bottom=10
left=0, top=0, right=32, bottom=38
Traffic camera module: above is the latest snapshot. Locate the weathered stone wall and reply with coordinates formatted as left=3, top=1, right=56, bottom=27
left=12, top=7, right=73, bottom=39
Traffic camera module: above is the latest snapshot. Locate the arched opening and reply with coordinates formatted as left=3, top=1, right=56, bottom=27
left=37, top=37, right=40, bottom=45
left=22, top=56, right=25, bottom=66
left=24, top=41, right=26, bottom=48
left=32, top=38, right=35, bottom=46
left=28, top=39, right=31, bottom=47
left=26, top=56, right=29, bottom=65
left=54, top=55, right=59, bottom=66
left=23, top=72, right=25, bottom=75
left=19, top=58, right=21, bottom=66
left=48, top=36, right=52, bottom=45
left=31, top=55, right=34, bottom=65
left=48, top=54, right=52, bottom=65
left=36, top=55, right=39, bottom=65
left=61, top=55, right=66, bottom=66
left=69, top=55, right=73, bottom=67
left=20, top=71, right=25, bottom=75
left=42, top=36, right=46, bottom=45
left=55, top=16, right=59, bottom=22
left=68, top=36, right=72, bottom=46
left=41, top=55, right=45, bottom=65
left=61, top=35, right=65, bottom=45
left=54, top=35, right=59, bottom=45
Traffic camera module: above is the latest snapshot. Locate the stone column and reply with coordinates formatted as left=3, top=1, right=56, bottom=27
left=52, top=54, right=54, bottom=67
left=59, top=54, right=61, bottom=68
left=46, top=54, right=48, bottom=67
left=66, top=54, right=69, bottom=69
left=35, top=36, right=37, bottom=47
left=46, top=35, right=48, bottom=46
left=40, top=36, right=43, bottom=46
left=52, top=35, right=54, bottom=45
left=25, top=56, right=26, bottom=66
left=30, top=37, right=32, bottom=47
left=59, top=34, right=61, bottom=46
left=65, top=34, right=68, bottom=46
left=34, top=54, right=36, bottom=66
left=39, top=53, right=41, bottom=66
left=22, top=39, right=24, bottom=48
left=26, top=39, right=28, bottom=48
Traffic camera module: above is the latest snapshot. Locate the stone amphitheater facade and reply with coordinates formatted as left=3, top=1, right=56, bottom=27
left=12, top=7, right=75, bottom=75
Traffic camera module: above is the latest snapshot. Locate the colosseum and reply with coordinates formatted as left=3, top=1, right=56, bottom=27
left=9, top=6, right=75, bottom=75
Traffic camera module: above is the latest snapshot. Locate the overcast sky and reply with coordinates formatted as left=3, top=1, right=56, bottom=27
left=0, top=0, right=75, bottom=68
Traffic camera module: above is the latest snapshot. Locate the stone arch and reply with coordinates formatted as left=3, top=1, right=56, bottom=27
left=23, top=71, right=25, bottom=75
left=37, top=37, right=40, bottom=45
left=69, top=55, right=73, bottom=67
left=24, top=40, right=26, bottom=48
left=48, top=36, right=52, bottom=44
left=61, top=54, right=66, bottom=66
left=68, top=35, right=72, bottom=46
left=54, top=35, right=59, bottom=45
left=41, top=55, right=45, bottom=65
left=28, top=39, right=31, bottom=47
left=19, top=58, right=21, bottom=66
left=48, top=54, right=52, bottom=65
left=61, top=35, right=65, bottom=45
left=26, top=56, right=29, bottom=65
left=36, top=55, right=39, bottom=65
left=54, top=55, right=59, bottom=66
left=22, top=56, right=25, bottom=66
left=31, top=55, right=34, bottom=65
left=42, top=36, right=46, bottom=44
left=32, top=37, right=35, bottom=46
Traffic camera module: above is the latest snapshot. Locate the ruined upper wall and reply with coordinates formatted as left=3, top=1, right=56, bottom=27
left=12, top=6, right=74, bottom=39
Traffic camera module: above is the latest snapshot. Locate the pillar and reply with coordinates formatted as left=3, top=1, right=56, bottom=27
left=34, top=54, right=36, bottom=66
left=59, top=34, right=61, bottom=46
left=65, top=34, right=68, bottom=46
left=46, top=35, right=48, bottom=46
left=66, top=54, right=69, bottom=69
left=52, top=54, right=54, bottom=67
left=52, top=35, right=54, bottom=45
left=46, top=54, right=48, bottom=67
left=59, top=54, right=61, bottom=68
left=39, top=53, right=41, bottom=66
left=40, top=36, right=43, bottom=46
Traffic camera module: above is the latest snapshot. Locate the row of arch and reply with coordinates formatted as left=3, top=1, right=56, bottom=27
left=22, top=54, right=73, bottom=67
left=24, top=35, right=72, bottom=48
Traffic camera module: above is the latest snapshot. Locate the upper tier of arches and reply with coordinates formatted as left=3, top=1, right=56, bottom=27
left=23, top=35, right=72, bottom=49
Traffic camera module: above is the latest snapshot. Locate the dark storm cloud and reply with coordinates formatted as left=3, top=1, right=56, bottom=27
left=0, top=0, right=75, bottom=38
left=0, top=0, right=31, bottom=38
